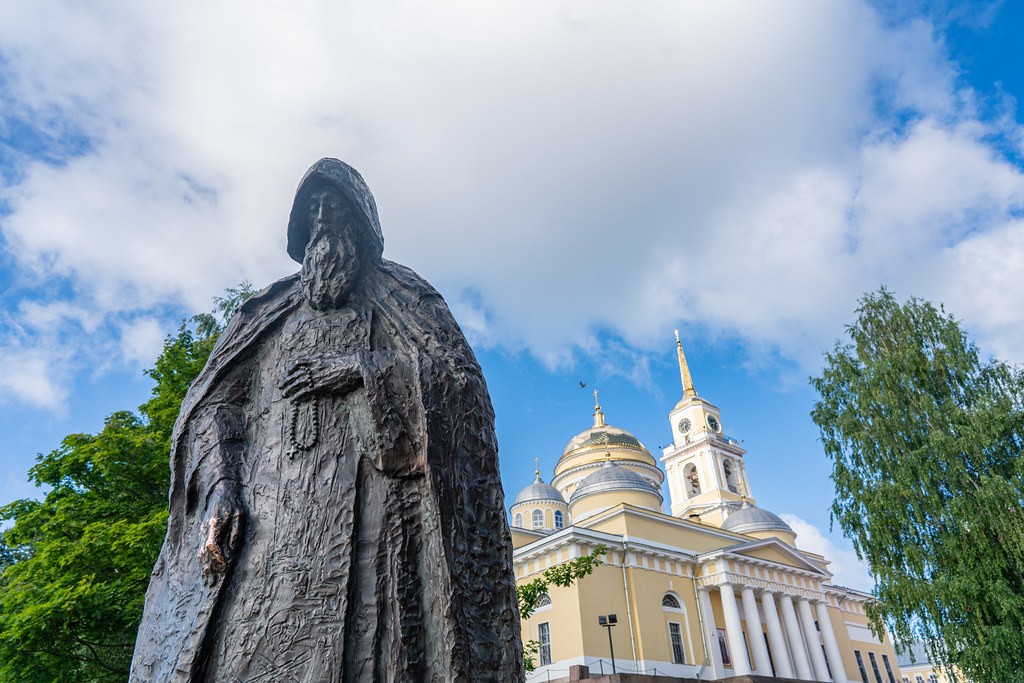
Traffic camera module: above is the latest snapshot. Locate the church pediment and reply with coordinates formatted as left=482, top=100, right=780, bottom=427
left=715, top=538, right=829, bottom=576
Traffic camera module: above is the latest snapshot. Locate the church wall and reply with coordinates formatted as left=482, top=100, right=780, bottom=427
left=577, top=561, right=635, bottom=660
left=519, top=573, right=586, bottom=672
left=622, top=560, right=703, bottom=672
left=827, top=600, right=903, bottom=683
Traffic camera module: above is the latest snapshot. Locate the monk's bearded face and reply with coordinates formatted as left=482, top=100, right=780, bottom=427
left=300, top=190, right=364, bottom=310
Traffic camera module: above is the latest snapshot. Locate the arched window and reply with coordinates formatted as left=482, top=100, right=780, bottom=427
left=554, top=510, right=564, bottom=529
left=536, top=593, right=551, bottom=608
left=663, top=594, right=686, bottom=663
left=532, top=509, right=544, bottom=529
left=514, top=513, right=523, bottom=528
left=722, top=459, right=739, bottom=493
left=684, top=464, right=701, bottom=497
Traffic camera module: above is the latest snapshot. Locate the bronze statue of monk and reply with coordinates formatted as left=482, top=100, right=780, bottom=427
left=131, top=159, right=523, bottom=683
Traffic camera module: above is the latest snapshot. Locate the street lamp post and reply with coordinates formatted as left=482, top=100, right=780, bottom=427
left=598, top=614, right=618, bottom=674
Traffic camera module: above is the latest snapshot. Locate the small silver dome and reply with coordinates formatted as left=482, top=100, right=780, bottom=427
left=721, top=503, right=793, bottom=535
left=569, top=461, right=663, bottom=504
left=514, top=475, right=566, bottom=505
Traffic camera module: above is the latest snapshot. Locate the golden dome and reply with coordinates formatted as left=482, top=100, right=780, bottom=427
left=553, top=400, right=657, bottom=479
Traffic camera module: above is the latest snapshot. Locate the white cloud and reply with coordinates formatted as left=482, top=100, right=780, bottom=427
left=780, top=513, right=874, bottom=593
left=119, top=317, right=167, bottom=367
left=1, top=0, right=1023, bottom=408
left=0, top=347, right=67, bottom=411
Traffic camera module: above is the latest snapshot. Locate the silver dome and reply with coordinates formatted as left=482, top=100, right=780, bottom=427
left=514, top=475, right=566, bottom=505
left=569, top=461, right=663, bottom=504
left=721, top=503, right=794, bottom=535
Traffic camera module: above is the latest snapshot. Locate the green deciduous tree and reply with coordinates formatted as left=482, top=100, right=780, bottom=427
left=0, top=284, right=252, bottom=683
left=811, top=289, right=1024, bottom=683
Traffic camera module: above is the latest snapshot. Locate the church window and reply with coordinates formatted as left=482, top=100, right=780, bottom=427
left=668, top=622, right=685, bottom=664
left=881, top=654, right=896, bottom=683
left=716, top=628, right=732, bottom=667
left=854, top=651, right=869, bottom=683
left=554, top=510, right=564, bottom=529
left=662, top=593, right=681, bottom=609
left=536, top=593, right=551, bottom=608
left=684, top=464, right=701, bottom=497
left=868, top=652, right=884, bottom=683
left=532, top=510, right=544, bottom=529
left=514, top=513, right=523, bottom=527
left=915, top=677, right=924, bottom=683
left=927, top=677, right=937, bottom=683
left=538, top=622, right=552, bottom=666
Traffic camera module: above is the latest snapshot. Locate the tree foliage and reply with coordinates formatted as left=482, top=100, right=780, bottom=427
left=811, top=289, right=1024, bottom=683
left=0, top=286, right=252, bottom=683
left=517, top=545, right=606, bottom=671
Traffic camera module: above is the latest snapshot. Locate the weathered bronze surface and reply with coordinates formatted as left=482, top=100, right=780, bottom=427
left=130, top=159, right=524, bottom=682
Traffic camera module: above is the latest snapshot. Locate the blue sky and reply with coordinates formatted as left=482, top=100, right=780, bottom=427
left=2, top=0, right=1024, bottom=591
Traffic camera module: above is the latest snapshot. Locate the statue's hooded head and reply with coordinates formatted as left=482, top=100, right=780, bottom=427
left=287, top=158, right=384, bottom=265
left=288, top=159, right=384, bottom=309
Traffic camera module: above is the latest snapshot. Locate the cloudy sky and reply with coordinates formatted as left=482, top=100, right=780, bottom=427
left=2, top=0, right=1023, bottom=592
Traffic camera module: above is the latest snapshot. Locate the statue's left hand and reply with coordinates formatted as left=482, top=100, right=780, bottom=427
left=280, top=354, right=363, bottom=401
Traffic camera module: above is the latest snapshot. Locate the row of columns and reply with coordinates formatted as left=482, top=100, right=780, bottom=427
left=701, top=583, right=847, bottom=683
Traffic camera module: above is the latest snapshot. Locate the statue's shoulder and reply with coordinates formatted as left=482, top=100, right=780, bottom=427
left=216, top=274, right=301, bottom=342
left=377, top=259, right=443, bottom=301
left=236, top=273, right=301, bottom=317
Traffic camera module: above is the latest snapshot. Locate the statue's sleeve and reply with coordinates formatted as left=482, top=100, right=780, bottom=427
left=358, top=348, right=425, bottom=478
left=132, top=375, right=249, bottom=683
left=181, top=400, right=247, bottom=516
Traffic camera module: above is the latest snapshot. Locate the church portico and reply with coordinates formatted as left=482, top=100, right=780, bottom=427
left=694, top=550, right=851, bottom=683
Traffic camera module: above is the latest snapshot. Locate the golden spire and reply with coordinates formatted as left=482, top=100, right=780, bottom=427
left=674, top=329, right=697, bottom=398
left=593, top=388, right=606, bottom=427
left=534, top=457, right=541, bottom=479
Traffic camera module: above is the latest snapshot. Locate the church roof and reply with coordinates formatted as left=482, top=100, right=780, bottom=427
left=513, top=475, right=565, bottom=505
left=569, top=461, right=663, bottom=504
left=720, top=502, right=793, bottom=536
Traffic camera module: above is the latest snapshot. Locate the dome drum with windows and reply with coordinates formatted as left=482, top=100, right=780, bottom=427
left=510, top=463, right=568, bottom=532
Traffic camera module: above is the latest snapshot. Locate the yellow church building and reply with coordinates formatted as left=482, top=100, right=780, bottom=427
left=510, top=335, right=903, bottom=682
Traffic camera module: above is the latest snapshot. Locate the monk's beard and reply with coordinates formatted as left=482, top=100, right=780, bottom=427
left=300, top=235, right=362, bottom=311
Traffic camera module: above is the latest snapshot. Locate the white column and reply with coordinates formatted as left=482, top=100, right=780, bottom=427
left=719, top=583, right=753, bottom=675
left=761, top=591, right=795, bottom=679
left=779, top=595, right=813, bottom=680
left=699, top=589, right=725, bottom=678
left=797, top=597, right=830, bottom=682
left=816, top=601, right=849, bottom=683
left=741, top=586, right=772, bottom=676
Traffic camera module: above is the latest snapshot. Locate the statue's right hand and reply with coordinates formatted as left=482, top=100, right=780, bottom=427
left=199, top=485, right=245, bottom=586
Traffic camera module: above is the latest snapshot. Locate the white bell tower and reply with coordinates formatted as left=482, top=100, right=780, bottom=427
left=661, top=331, right=754, bottom=527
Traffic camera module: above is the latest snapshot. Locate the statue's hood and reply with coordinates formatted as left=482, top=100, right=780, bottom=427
left=287, top=158, right=384, bottom=264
